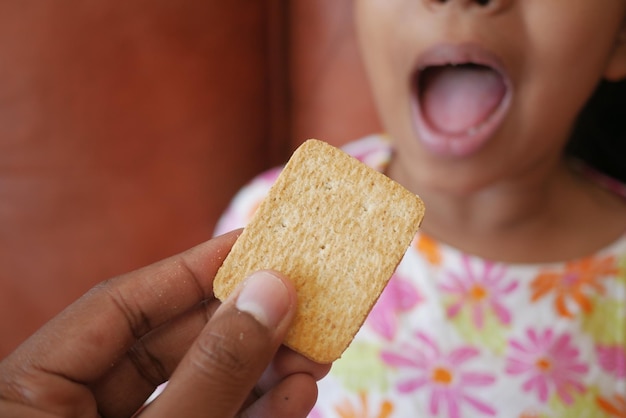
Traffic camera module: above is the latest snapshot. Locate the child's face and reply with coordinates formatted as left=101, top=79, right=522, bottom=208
left=355, top=0, right=626, bottom=193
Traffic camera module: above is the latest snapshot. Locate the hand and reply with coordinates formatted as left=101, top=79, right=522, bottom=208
left=0, top=230, right=330, bottom=417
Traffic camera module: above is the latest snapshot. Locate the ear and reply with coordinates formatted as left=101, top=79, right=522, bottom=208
left=604, top=23, right=626, bottom=81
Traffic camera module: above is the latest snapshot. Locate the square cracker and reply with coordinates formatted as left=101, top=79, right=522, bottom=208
left=213, top=139, right=424, bottom=363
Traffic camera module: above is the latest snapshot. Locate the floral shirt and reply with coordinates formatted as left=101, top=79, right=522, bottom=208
left=215, top=134, right=626, bottom=418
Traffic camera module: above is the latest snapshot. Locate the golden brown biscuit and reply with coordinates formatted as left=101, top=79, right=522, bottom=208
left=214, top=139, right=424, bottom=363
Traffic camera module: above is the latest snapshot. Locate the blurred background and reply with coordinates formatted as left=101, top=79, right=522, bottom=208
left=0, top=0, right=381, bottom=357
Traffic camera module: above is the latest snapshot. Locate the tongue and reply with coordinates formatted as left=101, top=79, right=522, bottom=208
left=420, top=65, right=506, bottom=135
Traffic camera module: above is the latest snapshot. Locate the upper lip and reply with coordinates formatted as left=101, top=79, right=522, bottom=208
left=411, top=42, right=513, bottom=123
left=413, top=42, right=508, bottom=76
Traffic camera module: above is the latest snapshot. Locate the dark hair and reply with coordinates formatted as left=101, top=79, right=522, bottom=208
left=566, top=79, right=626, bottom=183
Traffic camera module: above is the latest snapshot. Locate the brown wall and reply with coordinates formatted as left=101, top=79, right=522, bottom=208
left=0, top=0, right=380, bottom=356
left=289, top=0, right=380, bottom=148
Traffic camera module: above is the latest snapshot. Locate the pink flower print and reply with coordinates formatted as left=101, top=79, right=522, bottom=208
left=597, top=344, right=626, bottom=378
left=342, top=134, right=392, bottom=170
left=506, top=328, right=589, bottom=405
left=381, top=332, right=497, bottom=418
left=258, top=167, right=282, bottom=183
left=242, top=168, right=282, bottom=219
left=308, top=408, right=323, bottom=418
left=440, top=255, right=518, bottom=329
left=368, top=273, right=422, bottom=340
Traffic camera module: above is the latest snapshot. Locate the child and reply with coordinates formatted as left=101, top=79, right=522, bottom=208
left=216, top=1, right=626, bottom=416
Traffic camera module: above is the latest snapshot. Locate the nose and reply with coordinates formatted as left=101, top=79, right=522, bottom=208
left=423, top=0, right=512, bottom=14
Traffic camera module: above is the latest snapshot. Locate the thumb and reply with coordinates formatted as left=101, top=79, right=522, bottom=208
left=144, top=270, right=296, bottom=418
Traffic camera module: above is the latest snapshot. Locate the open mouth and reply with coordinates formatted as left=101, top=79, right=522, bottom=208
left=411, top=46, right=512, bottom=157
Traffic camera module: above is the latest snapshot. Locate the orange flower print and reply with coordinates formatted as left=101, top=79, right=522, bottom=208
left=518, top=412, right=544, bottom=418
left=414, top=233, right=442, bottom=265
left=530, top=256, right=618, bottom=318
left=335, top=392, right=394, bottom=418
left=597, top=393, right=625, bottom=417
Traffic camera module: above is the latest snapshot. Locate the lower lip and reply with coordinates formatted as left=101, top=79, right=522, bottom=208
left=411, top=84, right=512, bottom=158
left=411, top=90, right=511, bottom=158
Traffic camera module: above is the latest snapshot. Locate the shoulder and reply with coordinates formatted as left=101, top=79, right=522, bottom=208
left=213, top=134, right=392, bottom=235
left=213, top=166, right=282, bottom=235
left=340, top=133, right=393, bottom=170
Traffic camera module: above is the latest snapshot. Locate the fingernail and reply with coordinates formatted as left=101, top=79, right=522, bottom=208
left=236, top=271, right=290, bottom=328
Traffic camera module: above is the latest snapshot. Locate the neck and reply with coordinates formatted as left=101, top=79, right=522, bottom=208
left=388, top=156, right=626, bottom=263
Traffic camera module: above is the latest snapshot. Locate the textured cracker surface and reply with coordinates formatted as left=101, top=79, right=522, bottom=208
left=213, top=139, right=424, bottom=363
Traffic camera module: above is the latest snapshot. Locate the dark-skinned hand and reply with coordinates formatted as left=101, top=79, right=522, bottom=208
left=0, top=230, right=330, bottom=417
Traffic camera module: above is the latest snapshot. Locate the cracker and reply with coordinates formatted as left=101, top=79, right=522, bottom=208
left=213, top=139, right=424, bottom=363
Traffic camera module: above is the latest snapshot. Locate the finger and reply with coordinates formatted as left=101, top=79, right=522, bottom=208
left=241, top=373, right=318, bottom=418
left=90, top=300, right=221, bottom=417
left=93, top=307, right=330, bottom=417
left=0, top=230, right=240, bottom=396
left=257, top=346, right=331, bottom=394
left=0, top=400, right=59, bottom=418
left=142, top=270, right=297, bottom=418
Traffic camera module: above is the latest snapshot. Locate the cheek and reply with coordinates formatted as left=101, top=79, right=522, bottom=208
left=513, top=5, right=623, bottom=143
left=355, top=0, right=418, bottom=85
left=355, top=4, right=412, bottom=129
left=524, top=4, right=622, bottom=85
left=355, top=1, right=399, bottom=79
